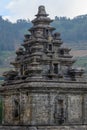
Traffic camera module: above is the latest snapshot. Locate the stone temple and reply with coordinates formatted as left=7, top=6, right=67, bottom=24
left=0, top=5, right=87, bottom=130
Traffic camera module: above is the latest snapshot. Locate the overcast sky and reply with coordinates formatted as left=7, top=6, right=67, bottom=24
left=0, top=0, right=87, bottom=22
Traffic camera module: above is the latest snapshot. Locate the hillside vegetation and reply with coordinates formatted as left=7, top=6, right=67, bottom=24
left=0, top=15, right=87, bottom=50
left=53, top=15, right=87, bottom=43
left=0, top=17, right=32, bottom=51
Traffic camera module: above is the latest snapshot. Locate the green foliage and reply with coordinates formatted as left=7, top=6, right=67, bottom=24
left=74, top=56, right=87, bottom=73
left=0, top=16, right=32, bottom=51
left=0, top=51, right=15, bottom=67
left=0, top=51, right=15, bottom=76
left=0, top=15, right=87, bottom=50
left=52, top=15, right=87, bottom=49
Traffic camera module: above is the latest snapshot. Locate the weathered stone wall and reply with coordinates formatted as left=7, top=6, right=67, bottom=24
left=4, top=95, right=13, bottom=124
left=20, top=93, right=50, bottom=125
left=20, top=93, right=31, bottom=124
left=38, top=126, right=87, bottom=130
left=0, top=126, right=87, bottom=130
left=3, top=93, right=50, bottom=125
left=3, top=91, right=87, bottom=126
left=67, top=95, right=82, bottom=124
left=84, top=94, right=87, bottom=124
left=31, top=93, right=49, bottom=125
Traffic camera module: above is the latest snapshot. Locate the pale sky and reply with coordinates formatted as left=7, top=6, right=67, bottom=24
left=0, top=0, right=87, bottom=22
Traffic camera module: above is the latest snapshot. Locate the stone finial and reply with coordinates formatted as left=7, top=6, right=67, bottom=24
left=36, top=5, right=48, bottom=16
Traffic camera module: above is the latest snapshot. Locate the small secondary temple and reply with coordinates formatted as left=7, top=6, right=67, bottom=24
left=0, top=5, right=87, bottom=130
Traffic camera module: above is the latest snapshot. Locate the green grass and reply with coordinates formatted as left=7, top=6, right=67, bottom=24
left=74, top=56, right=87, bottom=72
left=0, top=67, right=12, bottom=76
left=0, top=51, right=15, bottom=76
left=0, top=51, right=15, bottom=67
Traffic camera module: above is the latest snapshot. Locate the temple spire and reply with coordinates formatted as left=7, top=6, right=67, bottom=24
left=3, top=5, right=82, bottom=82
left=36, top=5, right=48, bottom=16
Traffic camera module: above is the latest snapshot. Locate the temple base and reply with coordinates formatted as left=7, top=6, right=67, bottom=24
left=0, top=125, right=87, bottom=130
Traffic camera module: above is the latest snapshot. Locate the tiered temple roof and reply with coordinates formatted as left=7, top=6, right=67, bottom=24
left=3, top=5, right=84, bottom=84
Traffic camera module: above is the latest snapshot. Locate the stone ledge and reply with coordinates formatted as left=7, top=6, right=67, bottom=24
left=38, top=125, right=87, bottom=130
left=0, top=126, right=87, bottom=130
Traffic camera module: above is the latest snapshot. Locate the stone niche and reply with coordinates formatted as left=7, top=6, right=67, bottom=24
left=4, top=95, right=20, bottom=125
left=67, top=95, right=82, bottom=124
left=3, top=93, right=50, bottom=125
left=53, top=95, right=67, bottom=125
